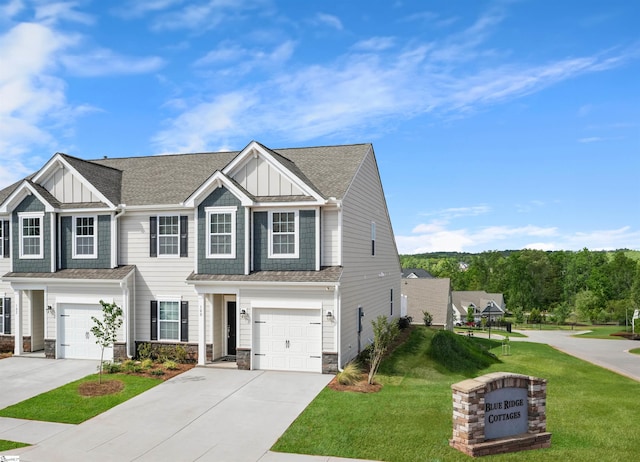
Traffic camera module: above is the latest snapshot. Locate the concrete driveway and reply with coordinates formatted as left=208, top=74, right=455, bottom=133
left=0, top=356, right=98, bottom=409
left=1, top=366, right=336, bottom=462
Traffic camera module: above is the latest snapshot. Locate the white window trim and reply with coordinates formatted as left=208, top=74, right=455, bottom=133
left=158, top=298, right=181, bottom=342
left=19, top=212, right=44, bottom=259
left=0, top=297, right=4, bottom=333
left=268, top=210, right=299, bottom=259
left=72, top=215, right=98, bottom=259
left=0, top=223, right=3, bottom=258
left=206, top=206, right=237, bottom=259
left=157, top=214, right=180, bottom=258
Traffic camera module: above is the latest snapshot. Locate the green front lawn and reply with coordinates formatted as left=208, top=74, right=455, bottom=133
left=273, top=327, right=639, bottom=462
left=572, top=325, right=630, bottom=339
left=0, top=440, right=30, bottom=451
left=0, top=374, right=162, bottom=424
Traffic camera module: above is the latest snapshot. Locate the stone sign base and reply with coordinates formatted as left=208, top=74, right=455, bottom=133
left=451, top=431, right=552, bottom=457
left=450, top=372, right=551, bottom=457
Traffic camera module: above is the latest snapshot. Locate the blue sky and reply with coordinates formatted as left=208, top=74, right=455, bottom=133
left=1, top=0, right=638, bottom=254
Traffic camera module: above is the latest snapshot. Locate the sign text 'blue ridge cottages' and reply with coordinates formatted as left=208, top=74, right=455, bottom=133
left=0, top=141, right=401, bottom=373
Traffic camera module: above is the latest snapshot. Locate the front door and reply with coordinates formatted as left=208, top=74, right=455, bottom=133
left=227, top=301, right=237, bottom=356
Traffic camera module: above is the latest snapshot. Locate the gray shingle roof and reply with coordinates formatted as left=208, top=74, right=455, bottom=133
left=186, top=266, right=343, bottom=283
left=3, top=265, right=135, bottom=281
left=60, top=153, right=122, bottom=205
left=1, top=143, right=371, bottom=209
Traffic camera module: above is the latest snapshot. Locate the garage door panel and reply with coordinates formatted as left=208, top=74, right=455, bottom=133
left=59, top=304, right=111, bottom=360
left=253, top=308, right=322, bottom=373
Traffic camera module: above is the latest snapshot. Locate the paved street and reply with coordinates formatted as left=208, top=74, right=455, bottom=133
left=512, top=329, right=640, bottom=381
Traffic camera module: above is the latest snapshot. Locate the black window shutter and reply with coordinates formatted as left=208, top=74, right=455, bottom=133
left=4, top=298, right=11, bottom=334
left=150, top=300, right=158, bottom=340
left=149, top=216, right=157, bottom=257
left=180, top=301, right=188, bottom=342
left=2, top=221, right=8, bottom=258
left=179, top=215, right=188, bottom=257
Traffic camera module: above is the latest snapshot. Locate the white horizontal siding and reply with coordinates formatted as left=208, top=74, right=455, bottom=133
left=338, top=148, right=401, bottom=366
left=119, top=211, right=198, bottom=342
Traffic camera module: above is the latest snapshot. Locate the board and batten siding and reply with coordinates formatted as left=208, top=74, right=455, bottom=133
left=232, top=155, right=306, bottom=197
left=338, top=147, right=401, bottom=366
left=118, top=211, right=198, bottom=342
left=42, top=166, right=100, bottom=203
left=321, top=208, right=340, bottom=266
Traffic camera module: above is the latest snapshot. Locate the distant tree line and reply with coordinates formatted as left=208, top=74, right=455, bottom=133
left=401, top=249, right=640, bottom=325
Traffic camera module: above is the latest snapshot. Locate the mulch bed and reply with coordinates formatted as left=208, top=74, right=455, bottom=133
left=0, top=352, right=12, bottom=360
left=78, top=379, right=125, bottom=396
left=78, top=362, right=195, bottom=397
left=328, top=377, right=382, bottom=393
left=328, top=325, right=414, bottom=394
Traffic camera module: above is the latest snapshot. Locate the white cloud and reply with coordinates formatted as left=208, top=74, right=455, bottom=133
left=1, top=0, right=24, bottom=18
left=351, top=37, right=395, bottom=52
left=396, top=221, right=640, bottom=254
left=149, top=0, right=267, bottom=31
left=152, top=5, right=638, bottom=153
left=61, top=48, right=165, bottom=76
left=315, top=13, right=343, bottom=31
left=419, top=205, right=491, bottom=219
left=194, top=40, right=295, bottom=75
left=578, top=137, right=604, bottom=143
left=34, top=1, right=95, bottom=26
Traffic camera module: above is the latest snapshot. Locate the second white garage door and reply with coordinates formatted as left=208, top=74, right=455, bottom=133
left=59, top=304, right=110, bottom=360
left=253, top=308, right=322, bottom=372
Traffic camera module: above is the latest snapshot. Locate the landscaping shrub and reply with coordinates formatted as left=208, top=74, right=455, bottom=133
left=398, top=316, right=413, bottom=330
left=336, top=362, right=362, bottom=385
left=122, top=360, right=142, bottom=373
left=428, top=330, right=500, bottom=374
left=163, top=360, right=178, bottom=371
left=137, top=342, right=152, bottom=360
left=422, top=310, right=433, bottom=326
left=101, top=361, right=121, bottom=374
left=141, top=358, right=154, bottom=370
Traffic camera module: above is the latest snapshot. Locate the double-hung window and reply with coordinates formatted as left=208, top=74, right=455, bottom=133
left=269, top=211, right=298, bottom=258
left=0, top=297, right=8, bottom=334
left=206, top=207, right=236, bottom=258
left=73, top=216, right=97, bottom=258
left=159, top=300, right=180, bottom=340
left=19, top=212, right=44, bottom=258
left=150, top=216, right=188, bottom=258
left=150, top=299, right=188, bottom=342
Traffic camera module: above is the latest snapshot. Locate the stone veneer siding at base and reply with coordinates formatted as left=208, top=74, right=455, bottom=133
left=44, top=338, right=55, bottom=358
left=322, top=352, right=338, bottom=374
left=236, top=348, right=250, bottom=370
left=0, top=334, right=14, bottom=353
left=450, top=372, right=551, bottom=457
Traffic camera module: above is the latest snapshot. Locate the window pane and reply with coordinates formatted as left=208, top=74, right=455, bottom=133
left=159, top=301, right=180, bottom=341
left=209, top=212, right=233, bottom=256
left=272, top=212, right=295, bottom=255
left=158, top=216, right=179, bottom=255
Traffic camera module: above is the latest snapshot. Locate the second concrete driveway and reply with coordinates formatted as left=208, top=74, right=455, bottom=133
left=7, top=367, right=333, bottom=462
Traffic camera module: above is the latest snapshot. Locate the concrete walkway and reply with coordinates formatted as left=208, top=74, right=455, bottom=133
left=0, top=366, right=375, bottom=462
left=511, top=329, right=640, bottom=382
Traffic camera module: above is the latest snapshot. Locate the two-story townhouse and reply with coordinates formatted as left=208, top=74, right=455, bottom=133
left=0, top=141, right=400, bottom=373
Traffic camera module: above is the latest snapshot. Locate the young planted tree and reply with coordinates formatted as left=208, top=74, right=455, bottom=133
left=367, top=315, right=399, bottom=385
left=91, top=300, right=123, bottom=384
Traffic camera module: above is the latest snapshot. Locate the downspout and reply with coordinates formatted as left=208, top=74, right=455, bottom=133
left=120, top=277, right=131, bottom=358
left=335, top=283, right=343, bottom=372
left=113, top=205, right=126, bottom=268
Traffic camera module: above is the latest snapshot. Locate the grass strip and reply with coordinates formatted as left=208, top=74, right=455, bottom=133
left=0, top=374, right=162, bottom=424
left=273, top=327, right=640, bottom=462
left=0, top=439, right=30, bottom=451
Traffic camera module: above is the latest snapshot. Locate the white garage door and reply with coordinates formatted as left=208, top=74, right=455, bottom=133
left=253, top=308, right=322, bottom=372
left=59, top=304, right=111, bottom=360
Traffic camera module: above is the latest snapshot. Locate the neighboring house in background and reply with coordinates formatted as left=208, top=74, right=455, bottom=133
left=402, top=276, right=453, bottom=330
left=401, top=268, right=434, bottom=279
left=0, top=141, right=401, bottom=373
left=451, top=291, right=506, bottom=325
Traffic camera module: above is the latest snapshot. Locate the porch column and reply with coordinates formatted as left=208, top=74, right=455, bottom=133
left=14, top=290, right=23, bottom=355
left=198, top=293, right=206, bottom=366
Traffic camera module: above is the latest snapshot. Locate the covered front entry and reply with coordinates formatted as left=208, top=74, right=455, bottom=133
left=58, top=304, right=107, bottom=360
left=253, top=308, right=322, bottom=373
